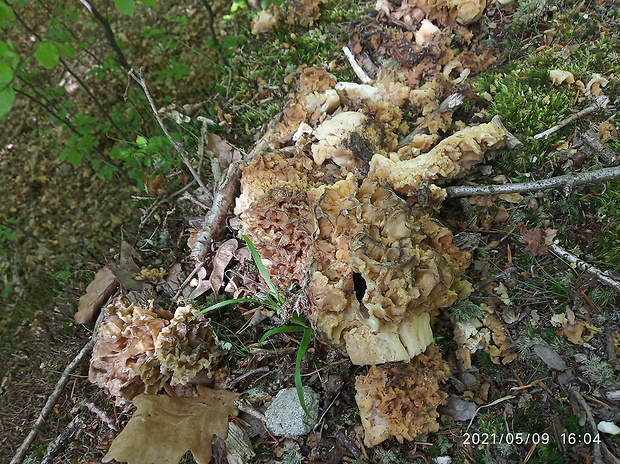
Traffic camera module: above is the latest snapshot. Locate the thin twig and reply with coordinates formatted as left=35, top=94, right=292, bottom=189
left=132, top=180, right=197, bottom=249
left=465, top=395, right=515, bottom=434
left=234, top=399, right=267, bottom=424
left=77, top=0, right=130, bottom=69
left=40, top=416, right=86, bottom=464
left=570, top=386, right=604, bottom=464
left=446, top=166, right=620, bottom=198
left=550, top=244, right=620, bottom=293
left=228, top=367, right=270, bottom=388
left=533, top=96, right=609, bottom=140
left=9, top=312, right=104, bottom=464
left=129, top=69, right=210, bottom=195
left=342, top=46, right=372, bottom=84
left=171, top=261, right=205, bottom=301
left=76, top=399, right=119, bottom=431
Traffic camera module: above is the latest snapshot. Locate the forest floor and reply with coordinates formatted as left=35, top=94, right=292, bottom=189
left=1, top=0, right=620, bottom=463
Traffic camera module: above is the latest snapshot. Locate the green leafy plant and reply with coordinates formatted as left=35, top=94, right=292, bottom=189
left=194, top=235, right=312, bottom=415
left=259, top=314, right=313, bottom=416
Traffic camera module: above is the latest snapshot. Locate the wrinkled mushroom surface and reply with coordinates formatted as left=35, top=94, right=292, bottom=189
left=89, top=297, right=222, bottom=404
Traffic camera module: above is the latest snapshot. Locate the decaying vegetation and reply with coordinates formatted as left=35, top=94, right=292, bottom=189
left=2, top=0, right=620, bottom=463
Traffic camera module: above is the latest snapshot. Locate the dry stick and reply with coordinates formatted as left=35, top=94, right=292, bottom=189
left=9, top=312, right=104, bottom=464
left=77, top=399, right=119, bottom=431
left=40, top=416, right=86, bottom=464
left=446, top=165, right=620, bottom=198
left=190, top=161, right=242, bottom=262
left=228, top=366, right=270, bottom=388
left=342, top=46, right=372, bottom=84
left=569, top=386, right=604, bottom=464
left=129, top=69, right=210, bottom=195
left=581, top=129, right=620, bottom=167
left=549, top=244, right=620, bottom=293
left=534, top=96, right=609, bottom=140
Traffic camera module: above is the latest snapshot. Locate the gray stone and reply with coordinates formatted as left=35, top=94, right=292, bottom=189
left=440, top=396, right=477, bottom=421
left=265, top=387, right=319, bottom=437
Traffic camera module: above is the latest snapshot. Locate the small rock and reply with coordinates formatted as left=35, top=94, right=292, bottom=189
left=459, top=372, right=479, bottom=390
left=598, top=421, right=620, bottom=435
left=265, top=387, right=319, bottom=437
left=440, top=396, right=477, bottom=421
left=533, top=345, right=568, bottom=370
left=435, top=457, right=452, bottom=464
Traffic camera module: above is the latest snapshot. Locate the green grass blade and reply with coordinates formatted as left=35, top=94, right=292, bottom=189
left=258, top=325, right=306, bottom=345
left=193, top=298, right=259, bottom=320
left=242, top=235, right=282, bottom=302
left=295, top=327, right=312, bottom=416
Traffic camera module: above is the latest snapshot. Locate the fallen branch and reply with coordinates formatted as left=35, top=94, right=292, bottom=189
left=550, top=244, right=620, bottom=294
left=190, top=161, right=242, bottom=262
left=534, top=96, right=609, bottom=140
left=40, top=415, right=86, bottom=464
left=9, top=312, right=104, bottom=464
left=580, top=129, right=620, bottom=167
left=446, top=165, right=620, bottom=198
left=128, top=69, right=210, bottom=195
left=342, top=46, right=372, bottom=84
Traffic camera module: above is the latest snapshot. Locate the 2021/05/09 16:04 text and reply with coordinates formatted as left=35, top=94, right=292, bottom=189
left=462, top=432, right=601, bottom=445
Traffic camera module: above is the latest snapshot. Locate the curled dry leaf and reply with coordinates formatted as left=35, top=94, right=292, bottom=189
left=103, top=386, right=238, bottom=464
left=75, top=266, right=118, bottom=324
left=209, top=238, right=238, bottom=294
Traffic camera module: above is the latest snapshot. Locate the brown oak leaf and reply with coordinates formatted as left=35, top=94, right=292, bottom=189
left=103, top=387, right=238, bottom=464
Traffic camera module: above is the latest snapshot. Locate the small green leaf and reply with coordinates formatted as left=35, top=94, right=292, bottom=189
left=136, top=135, right=148, bottom=148
left=138, top=0, right=156, bottom=7
left=54, top=42, right=76, bottom=58
left=68, top=149, right=82, bottom=166
left=35, top=42, right=60, bottom=68
left=0, top=85, right=15, bottom=117
left=114, top=0, right=135, bottom=16
left=0, top=3, right=16, bottom=22
left=0, top=61, right=13, bottom=84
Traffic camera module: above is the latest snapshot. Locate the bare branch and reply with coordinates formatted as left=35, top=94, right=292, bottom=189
left=40, top=416, right=86, bottom=464
left=446, top=166, right=620, bottom=198
left=550, top=244, right=620, bottom=294
left=190, top=162, right=242, bottom=262
left=534, top=96, right=609, bottom=140
left=129, top=69, right=210, bottom=195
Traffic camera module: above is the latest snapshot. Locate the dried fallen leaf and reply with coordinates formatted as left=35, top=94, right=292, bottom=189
left=520, top=226, right=557, bottom=256
left=75, top=267, right=118, bottom=324
left=498, top=192, right=523, bottom=204
left=533, top=345, right=568, bottom=370
left=103, top=387, right=238, bottom=464
left=205, top=133, right=243, bottom=171
left=110, top=242, right=151, bottom=291
left=564, top=321, right=600, bottom=345
left=209, top=239, right=238, bottom=294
